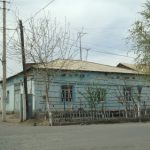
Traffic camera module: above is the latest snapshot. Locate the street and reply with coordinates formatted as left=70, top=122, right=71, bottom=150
left=0, top=122, right=150, bottom=150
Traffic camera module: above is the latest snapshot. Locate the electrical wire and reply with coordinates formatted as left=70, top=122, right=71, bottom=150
left=89, top=49, right=135, bottom=59
left=23, top=0, right=56, bottom=24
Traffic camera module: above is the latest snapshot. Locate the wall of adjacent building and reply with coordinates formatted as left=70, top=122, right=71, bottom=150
left=0, top=73, right=35, bottom=113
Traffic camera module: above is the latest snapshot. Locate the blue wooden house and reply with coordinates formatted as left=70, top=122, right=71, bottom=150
left=0, top=59, right=150, bottom=117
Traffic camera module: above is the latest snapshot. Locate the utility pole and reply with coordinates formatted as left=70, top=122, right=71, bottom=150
left=19, top=20, right=29, bottom=120
left=78, top=32, right=87, bottom=61
left=1, top=0, right=7, bottom=121
left=85, top=48, right=90, bottom=61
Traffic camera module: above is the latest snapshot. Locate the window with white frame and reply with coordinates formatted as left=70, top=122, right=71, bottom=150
left=61, top=85, right=73, bottom=102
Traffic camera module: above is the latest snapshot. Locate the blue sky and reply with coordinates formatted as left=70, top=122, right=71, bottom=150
left=0, top=0, right=147, bottom=77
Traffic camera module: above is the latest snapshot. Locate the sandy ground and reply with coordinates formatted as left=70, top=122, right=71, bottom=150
left=0, top=122, right=150, bottom=150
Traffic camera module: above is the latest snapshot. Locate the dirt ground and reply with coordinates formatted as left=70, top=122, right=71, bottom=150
left=0, top=117, right=150, bottom=150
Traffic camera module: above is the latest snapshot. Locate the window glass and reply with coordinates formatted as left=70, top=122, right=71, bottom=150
left=123, top=87, right=131, bottom=101
left=61, top=85, right=73, bottom=102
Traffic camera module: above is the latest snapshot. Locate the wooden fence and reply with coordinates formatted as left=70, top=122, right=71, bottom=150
left=51, top=109, right=150, bottom=125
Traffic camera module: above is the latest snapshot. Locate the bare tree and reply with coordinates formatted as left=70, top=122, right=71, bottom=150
left=115, top=85, right=132, bottom=118
left=115, top=83, right=142, bottom=119
left=11, top=15, right=80, bottom=125
left=79, top=83, right=107, bottom=112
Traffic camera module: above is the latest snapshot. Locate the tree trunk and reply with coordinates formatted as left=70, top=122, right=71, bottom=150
left=137, top=101, right=141, bottom=122
left=45, top=84, right=52, bottom=126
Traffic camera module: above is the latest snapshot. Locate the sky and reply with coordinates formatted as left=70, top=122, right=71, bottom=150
left=0, top=0, right=147, bottom=78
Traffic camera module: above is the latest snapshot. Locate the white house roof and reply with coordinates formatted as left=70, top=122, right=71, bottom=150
left=32, top=59, right=138, bottom=74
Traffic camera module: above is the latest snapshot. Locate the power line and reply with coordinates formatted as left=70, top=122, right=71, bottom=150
left=69, top=38, right=128, bottom=52
left=16, top=11, right=132, bottom=60
left=0, top=0, right=20, bottom=48
left=8, top=0, right=20, bottom=21
left=90, top=49, right=135, bottom=59
left=6, top=29, right=17, bottom=46
left=3, top=0, right=56, bottom=49
left=67, top=38, right=133, bottom=59
left=0, top=27, right=16, bottom=30
left=21, top=28, right=135, bottom=60
left=8, top=0, right=14, bottom=10
left=3, top=0, right=56, bottom=58
left=24, top=0, right=56, bottom=24
left=62, top=42, right=134, bottom=59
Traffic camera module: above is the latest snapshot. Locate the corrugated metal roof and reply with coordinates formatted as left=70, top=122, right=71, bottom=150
left=117, top=63, right=150, bottom=74
left=117, top=63, right=137, bottom=71
left=33, top=59, right=138, bottom=74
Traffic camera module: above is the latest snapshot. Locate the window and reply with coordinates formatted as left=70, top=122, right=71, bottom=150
left=6, top=90, right=9, bottom=104
left=123, top=87, right=132, bottom=101
left=61, top=85, right=73, bottom=102
left=61, top=73, right=66, bottom=77
left=97, top=88, right=106, bottom=102
left=80, top=74, right=85, bottom=78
